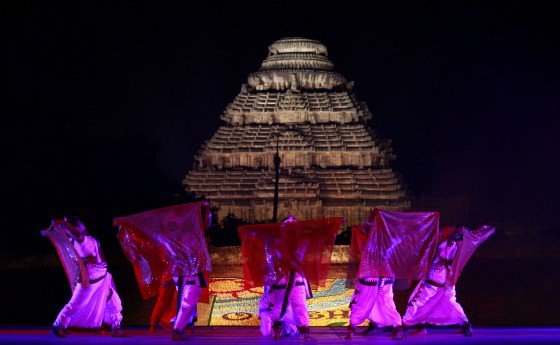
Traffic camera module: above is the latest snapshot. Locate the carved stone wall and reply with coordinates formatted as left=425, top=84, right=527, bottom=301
left=184, top=37, right=410, bottom=227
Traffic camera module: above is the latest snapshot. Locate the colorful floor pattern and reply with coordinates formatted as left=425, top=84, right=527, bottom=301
left=197, top=278, right=356, bottom=326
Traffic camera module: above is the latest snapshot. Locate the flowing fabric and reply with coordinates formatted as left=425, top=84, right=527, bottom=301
left=54, top=272, right=123, bottom=330
left=447, top=225, right=495, bottom=286
left=346, top=225, right=367, bottom=288
left=44, top=221, right=123, bottom=330
left=41, top=220, right=89, bottom=290
left=113, top=202, right=212, bottom=301
left=357, top=209, right=439, bottom=280
left=349, top=279, right=402, bottom=327
left=402, top=224, right=494, bottom=326
left=238, top=218, right=344, bottom=290
left=403, top=281, right=468, bottom=326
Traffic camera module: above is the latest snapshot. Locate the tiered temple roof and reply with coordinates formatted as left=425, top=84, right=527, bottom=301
left=183, top=37, right=409, bottom=226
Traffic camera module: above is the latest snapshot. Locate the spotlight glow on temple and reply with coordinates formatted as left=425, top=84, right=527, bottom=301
left=184, top=38, right=409, bottom=225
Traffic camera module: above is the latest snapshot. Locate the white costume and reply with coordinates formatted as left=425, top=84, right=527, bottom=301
left=348, top=277, right=402, bottom=328
left=259, top=285, right=298, bottom=337
left=269, top=271, right=311, bottom=329
left=402, top=240, right=469, bottom=326
left=53, top=236, right=123, bottom=330
left=173, top=274, right=205, bottom=332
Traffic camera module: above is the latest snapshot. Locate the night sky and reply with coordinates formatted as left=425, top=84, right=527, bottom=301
left=3, top=1, right=559, bottom=254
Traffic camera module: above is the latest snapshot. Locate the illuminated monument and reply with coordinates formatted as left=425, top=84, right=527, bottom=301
left=183, top=37, right=409, bottom=225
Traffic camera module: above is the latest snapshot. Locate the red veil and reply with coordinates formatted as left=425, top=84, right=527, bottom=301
left=41, top=219, right=89, bottom=290
left=113, top=202, right=212, bottom=300
left=447, top=225, right=495, bottom=286
left=238, top=218, right=344, bottom=290
left=346, top=225, right=367, bottom=288
left=349, top=209, right=439, bottom=283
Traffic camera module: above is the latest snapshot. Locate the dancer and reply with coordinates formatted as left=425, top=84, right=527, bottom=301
left=148, top=272, right=176, bottom=333
left=114, top=201, right=213, bottom=342
left=269, top=216, right=310, bottom=340
left=345, top=210, right=402, bottom=340
left=345, top=208, right=439, bottom=340
left=239, top=215, right=344, bottom=341
left=42, top=217, right=126, bottom=338
left=402, top=225, right=494, bottom=336
left=258, top=284, right=299, bottom=337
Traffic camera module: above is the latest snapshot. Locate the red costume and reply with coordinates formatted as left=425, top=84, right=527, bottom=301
left=148, top=272, right=177, bottom=332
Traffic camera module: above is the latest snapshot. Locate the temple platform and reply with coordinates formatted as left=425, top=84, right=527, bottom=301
left=1, top=326, right=559, bottom=344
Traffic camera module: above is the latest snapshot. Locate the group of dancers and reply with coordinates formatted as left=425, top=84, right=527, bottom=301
left=42, top=202, right=493, bottom=341
left=346, top=211, right=475, bottom=340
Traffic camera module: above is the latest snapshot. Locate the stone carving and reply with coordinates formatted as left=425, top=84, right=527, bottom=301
left=248, top=37, right=346, bottom=91
left=183, top=38, right=410, bottom=226
left=268, top=37, right=328, bottom=56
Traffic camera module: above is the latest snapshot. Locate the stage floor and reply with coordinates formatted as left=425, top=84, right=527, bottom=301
left=1, top=326, right=560, bottom=344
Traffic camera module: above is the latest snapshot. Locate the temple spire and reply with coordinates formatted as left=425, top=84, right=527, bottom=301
left=183, top=37, right=409, bottom=225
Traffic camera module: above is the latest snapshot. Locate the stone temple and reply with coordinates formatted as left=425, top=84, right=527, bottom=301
left=183, top=37, right=410, bottom=226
